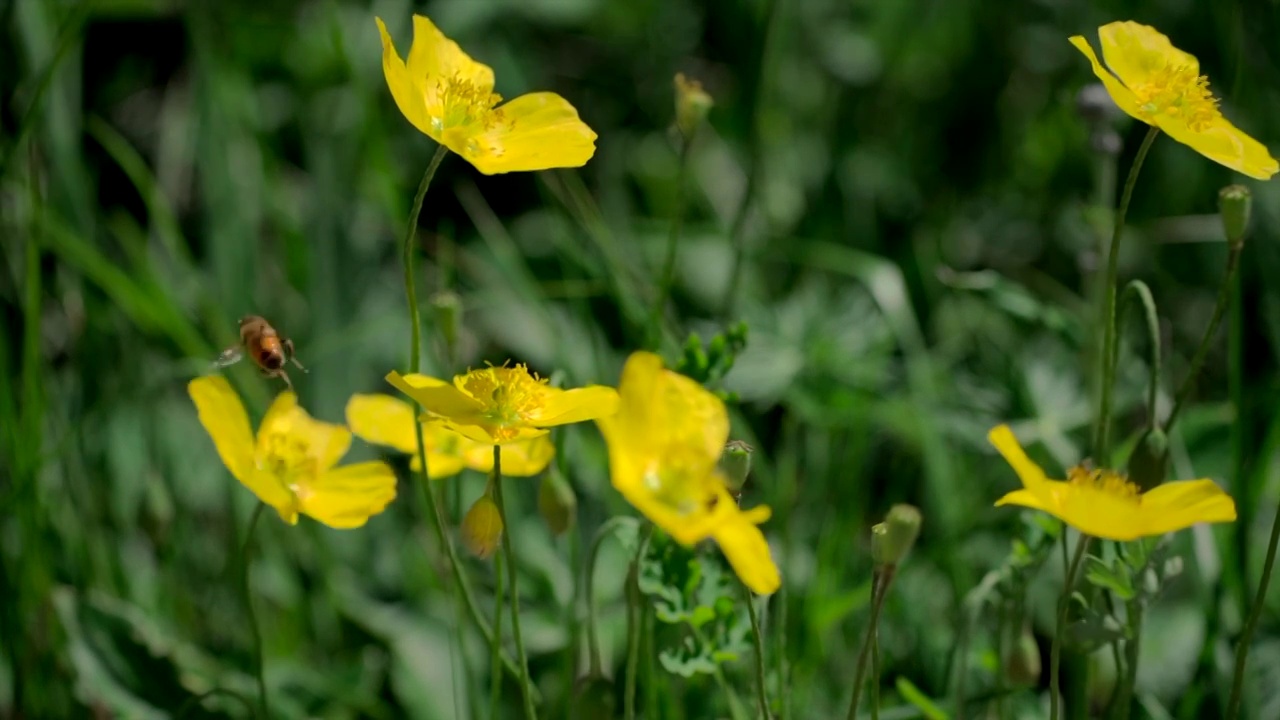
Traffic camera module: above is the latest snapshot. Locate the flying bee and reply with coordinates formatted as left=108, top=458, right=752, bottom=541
left=212, top=315, right=307, bottom=388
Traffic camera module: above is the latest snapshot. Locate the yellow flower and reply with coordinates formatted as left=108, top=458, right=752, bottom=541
left=596, top=351, right=780, bottom=595
left=386, top=365, right=618, bottom=445
left=1070, top=21, right=1277, bottom=179
left=989, top=424, right=1237, bottom=541
left=375, top=14, right=597, bottom=175
left=345, top=390, right=555, bottom=477
left=188, top=376, right=397, bottom=528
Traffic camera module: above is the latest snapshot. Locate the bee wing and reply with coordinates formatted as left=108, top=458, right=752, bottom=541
left=211, top=346, right=245, bottom=369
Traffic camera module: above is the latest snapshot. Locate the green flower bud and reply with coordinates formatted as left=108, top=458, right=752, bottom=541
left=461, top=493, right=503, bottom=559
left=431, top=291, right=463, bottom=356
left=1003, top=625, right=1041, bottom=686
left=718, top=440, right=753, bottom=494
left=674, top=73, right=713, bottom=141
left=1127, top=427, right=1168, bottom=492
left=1219, top=184, right=1251, bottom=249
left=573, top=674, right=616, bottom=720
left=871, top=504, right=922, bottom=566
left=538, top=467, right=577, bottom=537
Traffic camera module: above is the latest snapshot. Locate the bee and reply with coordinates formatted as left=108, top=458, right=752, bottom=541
left=212, top=315, right=307, bottom=388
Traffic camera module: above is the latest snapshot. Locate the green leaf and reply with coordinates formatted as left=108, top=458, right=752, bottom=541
left=894, top=676, right=950, bottom=720
left=1084, top=556, right=1135, bottom=600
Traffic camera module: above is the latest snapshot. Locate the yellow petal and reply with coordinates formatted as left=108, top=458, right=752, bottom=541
left=406, top=15, right=494, bottom=96
left=661, top=369, right=729, bottom=464
left=1155, top=116, right=1279, bottom=180
left=188, top=376, right=255, bottom=484
left=387, top=370, right=486, bottom=421
left=460, top=92, right=598, bottom=175
left=714, top=515, right=781, bottom=595
left=462, top=434, right=555, bottom=477
left=346, top=393, right=418, bottom=454
left=441, top=419, right=548, bottom=445
left=300, top=415, right=353, bottom=473
left=618, top=479, right=736, bottom=546
left=410, top=450, right=467, bottom=480
left=988, top=425, right=1052, bottom=490
left=1096, top=22, right=1199, bottom=89
left=300, top=461, right=398, bottom=528
left=1139, top=479, right=1237, bottom=534
left=532, top=385, right=620, bottom=427
left=1068, top=36, right=1146, bottom=123
left=597, top=352, right=663, bottom=453
left=375, top=17, right=437, bottom=141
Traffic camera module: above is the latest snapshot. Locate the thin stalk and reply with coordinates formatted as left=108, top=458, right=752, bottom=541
left=624, top=524, right=654, bottom=720
left=490, top=550, right=505, bottom=720
left=1164, top=241, right=1243, bottom=433
left=491, top=446, right=539, bottom=720
left=585, top=516, right=632, bottom=674
left=402, top=145, right=449, bottom=374
left=744, top=584, right=771, bottom=718
left=846, top=567, right=894, bottom=720
left=1114, top=600, right=1144, bottom=720
left=1094, top=126, right=1160, bottom=461
left=995, top=600, right=1009, bottom=720
left=870, top=618, right=881, bottom=720
left=1051, top=534, right=1092, bottom=720
left=1225, top=496, right=1280, bottom=720
left=239, top=504, right=268, bottom=719
left=647, top=139, right=691, bottom=349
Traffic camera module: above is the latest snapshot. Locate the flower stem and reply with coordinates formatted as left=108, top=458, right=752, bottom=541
left=1113, top=599, right=1144, bottom=720
left=1225, top=497, right=1280, bottom=720
left=647, top=139, right=691, bottom=350
left=846, top=566, right=894, bottom=720
left=490, top=550, right=504, bottom=720
left=1164, top=241, right=1243, bottom=434
left=1051, top=533, right=1091, bottom=720
left=1094, top=125, right=1160, bottom=461
left=584, top=516, right=631, bottom=675
left=400, top=145, right=535, bottom=701
left=491, top=446, right=539, bottom=720
left=625, top=524, right=654, bottom=720
left=743, top=583, right=771, bottom=718
left=239, top=503, right=268, bottom=719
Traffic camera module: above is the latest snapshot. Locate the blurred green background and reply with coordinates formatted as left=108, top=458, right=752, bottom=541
left=7, top=0, right=1280, bottom=717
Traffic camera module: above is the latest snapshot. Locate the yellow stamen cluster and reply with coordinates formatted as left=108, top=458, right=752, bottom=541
left=460, top=364, right=547, bottom=439
left=257, top=431, right=317, bottom=480
left=1066, top=465, right=1141, bottom=502
left=430, top=75, right=504, bottom=133
left=1131, top=65, right=1220, bottom=132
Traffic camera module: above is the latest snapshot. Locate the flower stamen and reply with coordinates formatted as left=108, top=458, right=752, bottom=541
left=1066, top=465, right=1141, bottom=503
left=1130, top=64, right=1220, bottom=132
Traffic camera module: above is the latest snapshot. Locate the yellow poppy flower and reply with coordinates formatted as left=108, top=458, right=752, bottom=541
left=375, top=14, right=597, bottom=175
left=345, top=390, right=555, bottom=477
left=596, top=351, right=781, bottom=595
left=188, top=376, right=397, bottom=528
left=988, top=424, right=1237, bottom=541
left=386, top=365, right=618, bottom=445
left=1069, top=21, right=1277, bottom=180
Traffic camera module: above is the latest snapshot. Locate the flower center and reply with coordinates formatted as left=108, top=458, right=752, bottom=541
left=1129, top=64, right=1220, bottom=132
left=1066, top=465, right=1141, bottom=504
left=256, top=430, right=318, bottom=499
left=428, top=75, right=503, bottom=135
left=459, top=365, right=547, bottom=440
left=641, top=453, right=720, bottom=517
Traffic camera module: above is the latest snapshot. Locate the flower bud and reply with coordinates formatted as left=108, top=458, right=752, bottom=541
left=719, top=440, right=753, bottom=494
left=538, top=467, right=577, bottom=537
left=674, top=73, right=713, bottom=141
left=1219, top=184, right=1251, bottom=249
left=1003, top=625, right=1041, bottom=686
left=871, top=504, right=922, bottom=566
left=431, top=290, right=463, bottom=356
left=461, top=493, right=503, bottom=559
left=572, top=674, right=616, bottom=719
left=1127, top=427, right=1168, bottom=492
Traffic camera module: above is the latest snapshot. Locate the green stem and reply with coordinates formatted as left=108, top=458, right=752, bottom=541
left=1120, top=281, right=1162, bottom=431
left=490, top=550, right=504, bottom=720
left=870, top=617, right=881, bottom=720
left=625, top=524, right=655, bottom=720
left=846, top=567, right=893, bottom=720
left=239, top=504, right=268, bottom=719
left=403, top=145, right=450, bottom=374
left=647, top=139, right=691, bottom=350
left=1051, top=534, right=1091, bottom=720
left=1164, top=241, right=1243, bottom=433
left=744, top=584, right=771, bottom=718
left=585, top=516, right=632, bottom=675
left=1114, top=600, right=1144, bottom=720
left=1225, top=496, right=1280, bottom=720
left=1094, top=125, right=1160, bottom=461
left=492, top=446, right=539, bottom=720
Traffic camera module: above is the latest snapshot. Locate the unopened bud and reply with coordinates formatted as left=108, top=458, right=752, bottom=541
left=1127, top=427, right=1168, bottom=492
left=674, top=73, right=713, bottom=140
left=1003, top=625, right=1042, bottom=686
left=1219, top=184, right=1251, bottom=248
left=432, top=291, right=463, bottom=356
left=719, top=440, right=753, bottom=493
left=871, top=504, right=922, bottom=566
left=538, top=467, right=577, bottom=536
left=461, top=493, right=503, bottom=559
left=572, top=674, right=616, bottom=720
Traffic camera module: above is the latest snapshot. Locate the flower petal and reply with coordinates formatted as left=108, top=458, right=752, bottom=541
left=661, top=369, right=729, bottom=464
left=1097, top=21, right=1198, bottom=89
left=988, top=425, right=1053, bottom=490
left=532, top=385, right=620, bottom=427
left=387, top=370, right=486, bottom=421
left=596, top=352, right=663, bottom=454
left=301, top=461, right=398, bottom=528
left=346, top=393, right=418, bottom=454
left=714, top=515, right=781, bottom=595
left=1139, top=479, right=1237, bottom=534
left=462, top=92, right=598, bottom=174
left=375, top=17, right=438, bottom=140
left=462, top=434, right=555, bottom=477
left=1068, top=36, right=1145, bottom=123
left=440, top=419, right=548, bottom=446
left=1154, top=116, right=1279, bottom=180
left=188, top=376, right=255, bottom=484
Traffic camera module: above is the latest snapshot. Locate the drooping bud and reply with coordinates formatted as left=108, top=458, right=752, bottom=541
left=871, top=504, right=922, bottom=567
left=572, top=674, right=616, bottom=719
left=1219, top=184, right=1252, bottom=249
left=674, top=73, right=713, bottom=141
left=431, top=290, right=463, bottom=357
left=1003, top=624, right=1042, bottom=686
left=538, top=467, right=577, bottom=537
left=461, top=493, right=503, bottom=559
left=719, top=440, right=753, bottom=494
left=1127, top=427, right=1168, bottom=492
